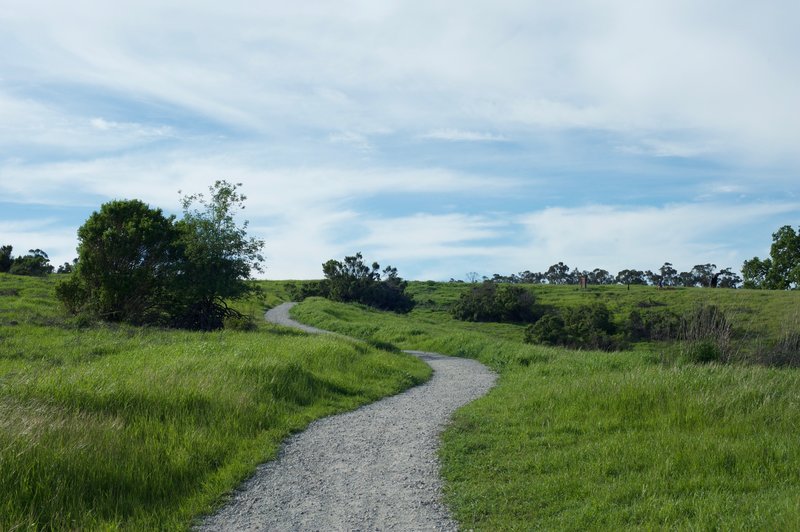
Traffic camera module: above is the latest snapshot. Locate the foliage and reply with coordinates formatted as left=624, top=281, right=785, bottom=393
left=56, top=181, right=264, bottom=330
left=743, top=225, right=800, bottom=289
left=525, top=303, right=623, bottom=351
left=321, top=252, right=414, bottom=312
left=451, top=281, right=536, bottom=323
left=8, top=249, right=54, bottom=276
left=57, top=199, right=180, bottom=324
left=56, top=259, right=77, bottom=274
left=171, top=181, right=265, bottom=330
left=0, top=245, right=12, bottom=273
left=625, top=308, right=680, bottom=342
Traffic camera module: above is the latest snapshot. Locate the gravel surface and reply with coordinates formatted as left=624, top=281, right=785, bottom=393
left=196, top=302, right=496, bottom=531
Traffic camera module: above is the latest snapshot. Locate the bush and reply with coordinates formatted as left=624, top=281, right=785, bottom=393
left=8, top=250, right=53, bottom=276
left=321, top=253, right=414, bottom=313
left=451, top=282, right=536, bottom=323
left=524, top=303, right=624, bottom=351
left=625, top=309, right=680, bottom=342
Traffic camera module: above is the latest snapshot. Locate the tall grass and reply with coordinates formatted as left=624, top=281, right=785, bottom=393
left=292, top=295, right=800, bottom=530
left=0, top=274, right=430, bottom=529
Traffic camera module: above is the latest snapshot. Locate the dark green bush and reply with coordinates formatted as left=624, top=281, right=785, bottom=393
left=451, top=282, right=536, bottom=323
left=524, top=303, right=624, bottom=351
left=625, top=309, right=680, bottom=341
left=321, top=253, right=414, bottom=313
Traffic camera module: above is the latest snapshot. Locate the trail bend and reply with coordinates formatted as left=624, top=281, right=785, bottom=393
left=198, top=302, right=496, bottom=531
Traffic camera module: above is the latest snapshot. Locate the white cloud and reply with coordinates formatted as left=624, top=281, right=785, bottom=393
left=1, top=1, right=797, bottom=163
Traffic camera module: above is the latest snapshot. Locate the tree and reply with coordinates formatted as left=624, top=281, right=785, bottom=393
left=742, top=257, right=771, bottom=289
left=615, top=269, right=646, bottom=286
left=716, top=267, right=742, bottom=289
left=765, top=226, right=800, bottom=289
left=57, top=181, right=265, bottom=329
left=742, top=225, right=800, bottom=289
left=321, top=252, right=413, bottom=312
left=659, top=262, right=677, bottom=287
left=56, top=259, right=78, bottom=274
left=690, top=264, right=716, bottom=287
left=587, top=268, right=614, bottom=285
left=58, top=200, right=180, bottom=323
left=0, top=245, right=12, bottom=273
left=545, top=262, right=571, bottom=285
left=172, top=181, right=265, bottom=330
left=9, top=249, right=54, bottom=276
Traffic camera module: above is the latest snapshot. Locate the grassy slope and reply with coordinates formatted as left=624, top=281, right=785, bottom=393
left=0, top=274, right=430, bottom=530
left=290, top=286, right=800, bottom=530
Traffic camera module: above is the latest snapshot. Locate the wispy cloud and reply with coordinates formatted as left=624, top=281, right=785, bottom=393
left=420, top=129, right=508, bottom=142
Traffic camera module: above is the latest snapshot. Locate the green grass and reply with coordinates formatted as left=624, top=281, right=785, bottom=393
left=290, top=291, right=800, bottom=530
left=0, top=274, right=430, bottom=529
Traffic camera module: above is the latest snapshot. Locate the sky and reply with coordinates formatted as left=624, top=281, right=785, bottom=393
left=1, top=1, right=798, bottom=280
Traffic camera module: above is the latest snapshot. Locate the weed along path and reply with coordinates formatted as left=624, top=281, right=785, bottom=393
left=198, top=302, right=496, bottom=531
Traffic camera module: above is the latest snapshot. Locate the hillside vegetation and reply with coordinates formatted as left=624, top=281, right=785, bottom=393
left=0, top=274, right=429, bottom=530
left=289, top=282, right=800, bottom=530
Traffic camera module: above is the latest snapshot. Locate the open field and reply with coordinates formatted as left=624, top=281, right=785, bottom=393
left=0, top=274, right=430, bottom=529
left=290, top=287, right=800, bottom=530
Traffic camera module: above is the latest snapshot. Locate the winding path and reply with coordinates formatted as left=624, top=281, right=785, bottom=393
left=197, top=302, right=496, bottom=531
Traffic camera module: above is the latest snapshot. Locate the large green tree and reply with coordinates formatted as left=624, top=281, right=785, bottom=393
left=58, top=200, right=180, bottom=323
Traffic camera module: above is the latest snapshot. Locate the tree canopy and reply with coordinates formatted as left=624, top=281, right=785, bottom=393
left=742, top=225, right=800, bottom=289
left=318, top=252, right=414, bottom=312
left=56, top=181, right=264, bottom=329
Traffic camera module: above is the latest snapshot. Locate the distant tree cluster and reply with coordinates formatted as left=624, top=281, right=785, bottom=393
left=56, top=180, right=264, bottom=330
left=742, top=225, right=800, bottom=289
left=287, top=252, right=414, bottom=313
left=0, top=246, right=55, bottom=276
left=469, top=261, right=741, bottom=288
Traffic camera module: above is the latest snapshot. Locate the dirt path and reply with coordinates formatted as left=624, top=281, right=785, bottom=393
left=197, top=302, right=496, bottom=531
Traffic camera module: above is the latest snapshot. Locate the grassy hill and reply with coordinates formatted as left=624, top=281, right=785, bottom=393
left=0, top=273, right=429, bottom=529
left=287, top=282, right=800, bottom=530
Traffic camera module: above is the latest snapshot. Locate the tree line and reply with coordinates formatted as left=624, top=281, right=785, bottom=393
left=461, top=261, right=742, bottom=288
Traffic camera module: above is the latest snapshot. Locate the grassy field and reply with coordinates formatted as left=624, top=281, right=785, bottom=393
left=290, top=287, right=800, bottom=530
left=0, top=274, right=430, bottom=530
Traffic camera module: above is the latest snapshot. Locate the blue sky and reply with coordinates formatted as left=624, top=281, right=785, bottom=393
left=1, top=1, right=798, bottom=279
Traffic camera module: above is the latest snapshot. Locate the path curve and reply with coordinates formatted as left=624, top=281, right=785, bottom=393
left=197, top=302, right=496, bottom=531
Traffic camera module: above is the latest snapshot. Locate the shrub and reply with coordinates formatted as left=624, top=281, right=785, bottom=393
left=625, top=309, right=680, bottom=342
left=8, top=250, right=53, bottom=276
left=451, top=282, right=536, bottom=323
left=524, top=303, right=624, bottom=351
left=321, top=253, right=414, bottom=313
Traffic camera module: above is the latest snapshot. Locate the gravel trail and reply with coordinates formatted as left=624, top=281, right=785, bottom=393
left=197, top=302, right=496, bottom=531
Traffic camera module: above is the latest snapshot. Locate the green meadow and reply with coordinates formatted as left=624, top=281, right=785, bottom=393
left=0, top=274, right=430, bottom=529
left=289, top=283, right=800, bottom=530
